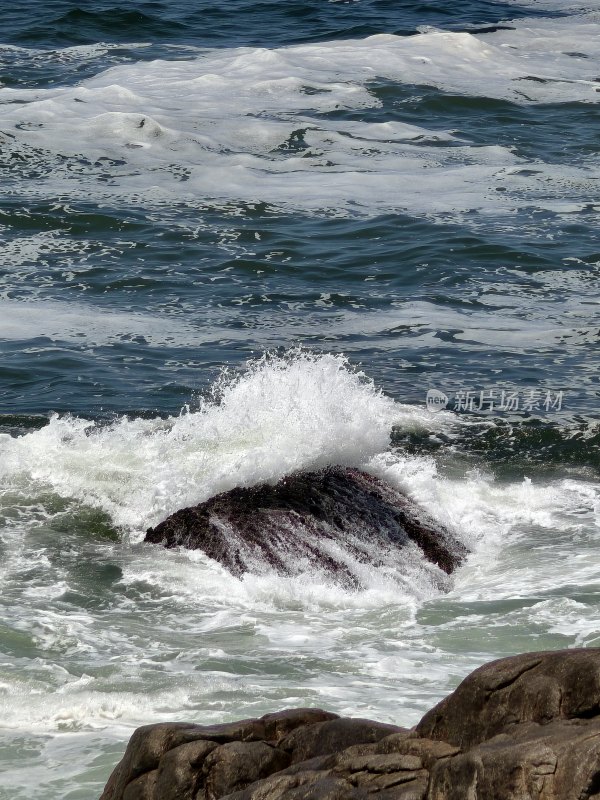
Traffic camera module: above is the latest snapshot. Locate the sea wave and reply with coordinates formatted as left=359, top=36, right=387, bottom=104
left=0, top=351, right=407, bottom=530
left=2, top=12, right=600, bottom=219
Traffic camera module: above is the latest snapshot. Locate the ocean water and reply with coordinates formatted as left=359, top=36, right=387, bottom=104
left=1, top=0, right=599, bottom=797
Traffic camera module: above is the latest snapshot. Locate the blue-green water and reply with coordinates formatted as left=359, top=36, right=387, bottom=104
left=1, top=1, right=599, bottom=797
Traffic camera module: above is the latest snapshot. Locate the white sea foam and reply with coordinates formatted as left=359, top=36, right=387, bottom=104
left=0, top=299, right=205, bottom=346
left=506, top=0, right=600, bottom=10
left=2, top=11, right=599, bottom=218
left=0, top=351, right=403, bottom=529
left=1, top=350, right=596, bottom=590
left=1, top=352, right=598, bottom=775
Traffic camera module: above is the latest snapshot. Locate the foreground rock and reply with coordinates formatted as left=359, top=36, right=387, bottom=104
left=100, top=648, right=600, bottom=800
left=145, top=467, right=466, bottom=587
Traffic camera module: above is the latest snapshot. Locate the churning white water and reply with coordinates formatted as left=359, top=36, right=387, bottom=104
left=1, top=356, right=598, bottom=798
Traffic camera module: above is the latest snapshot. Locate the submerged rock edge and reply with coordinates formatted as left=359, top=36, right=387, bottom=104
left=100, top=648, right=600, bottom=800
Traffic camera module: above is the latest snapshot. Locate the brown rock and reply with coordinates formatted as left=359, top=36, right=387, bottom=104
left=374, top=735, right=460, bottom=772
left=202, top=742, right=291, bottom=800
left=416, top=648, right=600, bottom=749
left=334, top=753, right=423, bottom=774
left=220, top=772, right=365, bottom=800
left=122, top=771, right=158, bottom=800
left=260, top=710, right=341, bottom=745
left=101, top=723, right=214, bottom=800
left=220, top=746, right=430, bottom=800
left=155, top=740, right=219, bottom=800
left=280, top=719, right=406, bottom=764
left=428, top=718, right=600, bottom=800
left=337, top=754, right=428, bottom=798
left=101, top=710, right=338, bottom=800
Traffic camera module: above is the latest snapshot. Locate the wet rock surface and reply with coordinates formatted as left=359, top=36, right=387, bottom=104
left=144, top=467, right=467, bottom=587
left=101, top=649, right=600, bottom=800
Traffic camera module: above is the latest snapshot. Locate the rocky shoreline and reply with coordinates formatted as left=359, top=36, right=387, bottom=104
left=100, top=648, right=600, bottom=800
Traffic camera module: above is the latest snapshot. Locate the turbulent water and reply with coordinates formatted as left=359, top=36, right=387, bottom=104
left=1, top=1, right=599, bottom=797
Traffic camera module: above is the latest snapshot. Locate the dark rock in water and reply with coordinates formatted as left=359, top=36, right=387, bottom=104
left=100, top=649, right=600, bottom=800
left=144, top=467, right=466, bottom=586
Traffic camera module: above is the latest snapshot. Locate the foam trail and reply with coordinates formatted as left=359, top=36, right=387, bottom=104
left=2, top=13, right=600, bottom=218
